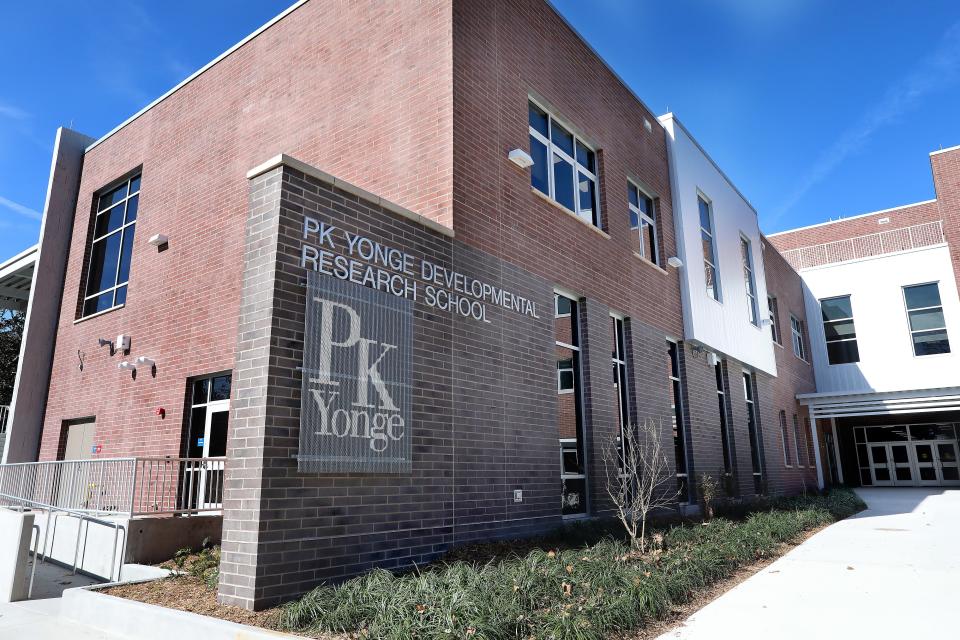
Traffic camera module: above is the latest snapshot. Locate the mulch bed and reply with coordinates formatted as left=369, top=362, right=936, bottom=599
left=103, top=522, right=830, bottom=640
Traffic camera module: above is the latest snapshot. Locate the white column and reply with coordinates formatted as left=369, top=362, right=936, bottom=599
left=831, top=418, right=844, bottom=484
left=809, top=417, right=824, bottom=489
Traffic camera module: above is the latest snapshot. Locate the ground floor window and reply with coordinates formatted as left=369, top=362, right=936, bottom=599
left=743, top=372, right=763, bottom=494
left=556, top=293, right=587, bottom=517
left=667, top=341, right=689, bottom=503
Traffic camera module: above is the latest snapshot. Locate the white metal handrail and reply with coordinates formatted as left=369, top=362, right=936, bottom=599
left=0, top=405, right=9, bottom=434
left=0, top=457, right=225, bottom=516
left=781, top=220, right=944, bottom=270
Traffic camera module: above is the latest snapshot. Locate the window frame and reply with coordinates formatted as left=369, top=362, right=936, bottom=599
left=628, top=182, right=659, bottom=266
left=902, top=282, right=951, bottom=357
left=793, top=413, right=805, bottom=467
left=768, top=295, right=782, bottom=345
left=790, top=314, right=807, bottom=361
left=715, top=360, right=733, bottom=477
left=740, top=235, right=760, bottom=326
left=743, top=370, right=763, bottom=494
left=820, top=295, right=860, bottom=365
left=698, top=194, right=722, bottom=302
left=667, top=340, right=690, bottom=504
left=81, top=172, right=141, bottom=318
left=528, top=100, right=601, bottom=227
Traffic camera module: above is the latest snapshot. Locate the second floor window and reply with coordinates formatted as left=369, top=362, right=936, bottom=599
left=740, top=236, right=759, bottom=325
left=768, top=296, right=782, bottom=344
left=903, top=283, right=951, bottom=356
left=821, top=295, right=860, bottom=364
left=698, top=195, right=721, bottom=301
left=628, top=184, right=658, bottom=265
left=83, top=174, right=140, bottom=317
left=529, top=101, right=599, bottom=227
left=791, top=315, right=807, bottom=361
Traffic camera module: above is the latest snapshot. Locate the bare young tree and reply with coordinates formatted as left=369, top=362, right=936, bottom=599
left=603, top=418, right=679, bottom=553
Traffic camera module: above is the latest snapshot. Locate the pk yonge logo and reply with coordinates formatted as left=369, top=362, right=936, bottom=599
left=299, top=215, right=539, bottom=323
left=299, top=272, right=412, bottom=474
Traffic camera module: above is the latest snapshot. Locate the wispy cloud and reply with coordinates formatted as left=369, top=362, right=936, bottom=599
left=770, top=20, right=960, bottom=224
left=0, top=101, right=31, bottom=121
left=0, top=196, right=42, bottom=221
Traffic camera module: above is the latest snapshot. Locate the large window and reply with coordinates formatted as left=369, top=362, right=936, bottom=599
left=768, top=296, right=782, bottom=344
left=529, top=102, right=599, bottom=227
left=821, top=295, right=860, bottom=364
left=556, top=293, right=587, bottom=517
left=667, top=341, right=689, bottom=502
left=740, top=236, right=759, bottom=325
left=628, top=184, right=658, bottom=265
left=743, top=371, right=763, bottom=494
left=698, top=195, right=721, bottom=301
left=612, top=315, right=630, bottom=458
left=790, top=315, right=807, bottom=361
left=716, top=360, right=733, bottom=477
left=82, top=174, right=140, bottom=316
left=780, top=410, right=792, bottom=466
left=903, top=283, right=951, bottom=356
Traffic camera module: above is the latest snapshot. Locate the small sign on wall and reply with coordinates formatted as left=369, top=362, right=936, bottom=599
left=298, top=272, right=413, bottom=474
left=91, top=444, right=102, bottom=455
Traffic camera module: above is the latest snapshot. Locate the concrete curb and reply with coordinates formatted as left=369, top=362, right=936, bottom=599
left=61, top=584, right=308, bottom=640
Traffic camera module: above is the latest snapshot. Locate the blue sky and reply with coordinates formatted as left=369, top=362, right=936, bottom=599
left=1, top=1, right=959, bottom=260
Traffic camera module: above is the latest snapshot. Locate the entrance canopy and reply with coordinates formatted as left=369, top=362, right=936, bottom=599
left=798, top=387, right=960, bottom=420
left=0, top=245, right=37, bottom=313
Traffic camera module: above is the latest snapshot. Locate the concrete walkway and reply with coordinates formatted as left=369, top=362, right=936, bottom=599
left=658, top=488, right=959, bottom=639
left=0, top=597, right=124, bottom=639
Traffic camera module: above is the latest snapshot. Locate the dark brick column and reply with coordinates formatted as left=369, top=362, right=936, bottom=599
left=579, top=298, right=615, bottom=516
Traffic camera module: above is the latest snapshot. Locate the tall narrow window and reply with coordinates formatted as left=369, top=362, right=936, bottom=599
left=743, top=372, right=763, bottom=494
left=768, top=296, right=782, bottom=344
left=529, top=102, right=600, bottom=227
left=556, top=294, right=587, bottom=517
left=83, top=174, right=140, bottom=316
left=780, top=410, right=792, bottom=466
left=790, top=315, right=807, bottom=361
left=903, top=283, right=951, bottom=356
left=628, top=183, right=658, bottom=265
left=741, top=236, right=759, bottom=325
left=793, top=413, right=805, bottom=467
left=612, top=316, right=630, bottom=462
left=820, top=295, right=859, bottom=364
left=698, top=195, right=721, bottom=301
left=716, top=360, right=733, bottom=476
left=668, top=341, right=689, bottom=502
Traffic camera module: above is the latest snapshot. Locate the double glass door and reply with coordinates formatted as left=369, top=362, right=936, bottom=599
left=868, top=440, right=960, bottom=486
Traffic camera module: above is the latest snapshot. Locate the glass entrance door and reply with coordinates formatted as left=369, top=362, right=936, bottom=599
left=936, top=442, right=960, bottom=485
left=868, top=445, right=893, bottom=486
left=914, top=443, right=939, bottom=485
left=889, top=444, right=912, bottom=485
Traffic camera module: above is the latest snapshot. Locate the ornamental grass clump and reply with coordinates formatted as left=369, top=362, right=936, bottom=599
left=281, top=488, right=864, bottom=640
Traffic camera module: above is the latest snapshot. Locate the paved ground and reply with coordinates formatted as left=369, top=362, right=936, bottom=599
left=657, top=488, right=959, bottom=639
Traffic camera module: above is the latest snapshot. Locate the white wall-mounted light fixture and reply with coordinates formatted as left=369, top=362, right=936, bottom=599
left=135, top=356, right=155, bottom=368
left=117, top=361, right=137, bottom=371
left=508, top=148, right=534, bottom=168
left=148, top=234, right=169, bottom=249
left=760, top=318, right=773, bottom=327
left=116, top=334, right=130, bottom=352
left=707, top=352, right=719, bottom=367
left=667, top=256, right=683, bottom=269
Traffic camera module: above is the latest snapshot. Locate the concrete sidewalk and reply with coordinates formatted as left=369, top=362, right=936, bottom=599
left=0, top=597, right=124, bottom=639
left=657, top=488, right=959, bottom=639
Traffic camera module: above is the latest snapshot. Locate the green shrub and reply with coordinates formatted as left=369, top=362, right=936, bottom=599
left=281, top=488, right=863, bottom=640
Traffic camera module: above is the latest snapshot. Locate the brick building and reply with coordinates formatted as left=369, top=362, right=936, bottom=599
left=2, top=0, right=829, bottom=611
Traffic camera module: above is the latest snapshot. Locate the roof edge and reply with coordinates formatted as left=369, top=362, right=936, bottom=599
left=767, top=198, right=938, bottom=237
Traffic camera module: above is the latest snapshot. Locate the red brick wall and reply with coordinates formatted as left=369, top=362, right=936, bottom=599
left=767, top=200, right=940, bottom=253
left=451, top=0, right=682, bottom=337
left=761, top=237, right=818, bottom=493
left=40, top=0, right=453, bottom=460
left=930, top=147, right=960, bottom=288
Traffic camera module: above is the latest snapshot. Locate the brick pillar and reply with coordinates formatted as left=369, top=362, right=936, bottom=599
left=218, top=166, right=284, bottom=609
left=930, top=147, right=960, bottom=287
left=578, top=298, right=615, bottom=516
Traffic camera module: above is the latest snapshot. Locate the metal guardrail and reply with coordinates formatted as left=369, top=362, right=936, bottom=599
left=0, top=457, right=225, bottom=516
left=781, top=220, right=945, bottom=270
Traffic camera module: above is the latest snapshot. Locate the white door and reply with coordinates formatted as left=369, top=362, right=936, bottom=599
left=868, top=444, right=894, bottom=486
left=913, top=443, right=939, bottom=486
left=935, top=441, right=960, bottom=486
